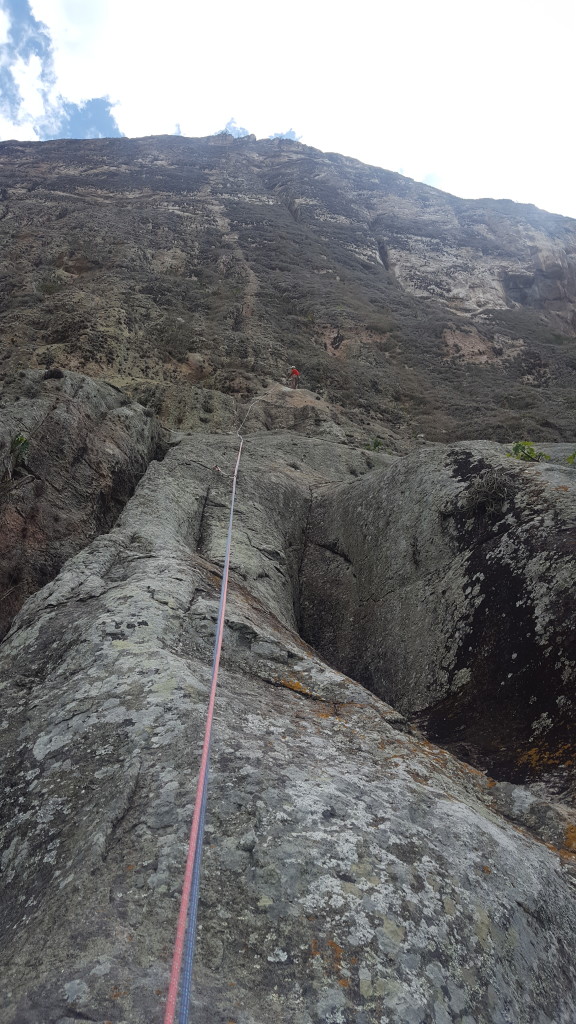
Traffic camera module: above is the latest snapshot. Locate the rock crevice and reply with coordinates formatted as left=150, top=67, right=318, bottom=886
left=0, top=369, right=165, bottom=638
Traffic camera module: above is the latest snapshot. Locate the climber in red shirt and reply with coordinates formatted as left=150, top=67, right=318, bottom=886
left=289, top=366, right=300, bottom=389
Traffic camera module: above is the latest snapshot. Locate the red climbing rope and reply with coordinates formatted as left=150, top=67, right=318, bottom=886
left=163, top=384, right=288, bottom=1021
left=163, top=437, right=244, bottom=1024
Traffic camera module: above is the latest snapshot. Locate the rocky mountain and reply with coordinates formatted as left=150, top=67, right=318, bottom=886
left=2, top=136, right=576, bottom=1024
left=1, top=134, right=576, bottom=443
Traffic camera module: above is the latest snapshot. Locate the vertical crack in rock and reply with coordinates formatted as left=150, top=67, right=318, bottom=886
left=295, top=484, right=314, bottom=633
left=195, top=484, right=212, bottom=556
left=99, top=759, right=141, bottom=862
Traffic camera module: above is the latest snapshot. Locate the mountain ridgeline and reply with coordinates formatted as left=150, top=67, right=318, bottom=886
left=1, top=133, right=575, bottom=443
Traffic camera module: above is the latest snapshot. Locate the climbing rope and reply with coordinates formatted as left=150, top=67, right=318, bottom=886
left=235, top=382, right=284, bottom=435
left=164, top=382, right=286, bottom=1023
left=163, top=437, right=243, bottom=1024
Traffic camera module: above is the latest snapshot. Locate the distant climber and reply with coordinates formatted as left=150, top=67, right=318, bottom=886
left=289, top=366, right=300, bottom=389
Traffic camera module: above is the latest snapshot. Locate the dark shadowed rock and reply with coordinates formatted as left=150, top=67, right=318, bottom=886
left=299, top=442, right=576, bottom=795
left=0, top=369, right=163, bottom=637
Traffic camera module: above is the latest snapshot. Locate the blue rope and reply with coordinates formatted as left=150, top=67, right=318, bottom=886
left=177, top=769, right=209, bottom=1024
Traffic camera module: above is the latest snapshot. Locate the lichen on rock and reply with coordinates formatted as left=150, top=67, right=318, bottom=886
left=2, top=432, right=576, bottom=1023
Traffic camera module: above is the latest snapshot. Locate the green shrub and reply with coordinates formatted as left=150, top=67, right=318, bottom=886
left=506, top=441, right=550, bottom=463
left=10, top=434, right=29, bottom=467
left=2, top=434, right=29, bottom=485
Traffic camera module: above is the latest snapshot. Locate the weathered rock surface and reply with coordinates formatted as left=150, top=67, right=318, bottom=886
left=1, top=135, right=576, bottom=442
left=299, top=442, right=576, bottom=794
left=3, top=433, right=576, bottom=1023
left=0, top=369, right=163, bottom=637
left=3, top=135, right=576, bottom=1023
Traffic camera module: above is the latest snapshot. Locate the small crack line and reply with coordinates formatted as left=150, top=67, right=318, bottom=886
left=196, top=484, right=212, bottom=556
left=263, top=677, right=336, bottom=705
left=295, top=485, right=314, bottom=631
left=261, top=676, right=409, bottom=728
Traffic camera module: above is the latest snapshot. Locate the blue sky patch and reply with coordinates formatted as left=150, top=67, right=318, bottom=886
left=39, top=98, right=123, bottom=141
left=0, top=0, right=122, bottom=140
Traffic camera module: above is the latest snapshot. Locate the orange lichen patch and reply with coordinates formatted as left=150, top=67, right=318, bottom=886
left=310, top=937, right=350, bottom=979
left=517, top=743, right=576, bottom=770
left=111, top=988, right=128, bottom=999
left=407, top=771, right=430, bottom=785
left=564, top=825, right=576, bottom=852
left=126, top=864, right=135, bottom=870
left=554, top=486, right=570, bottom=492
left=275, top=676, right=315, bottom=697
left=543, top=839, right=576, bottom=863
left=558, top=849, right=576, bottom=864
left=481, top=865, right=492, bottom=874
left=485, top=778, right=497, bottom=789
left=327, top=939, right=344, bottom=971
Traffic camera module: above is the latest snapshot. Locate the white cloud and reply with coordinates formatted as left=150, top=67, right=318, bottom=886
left=13, top=0, right=576, bottom=218
left=12, top=54, right=46, bottom=119
left=0, top=113, right=36, bottom=140
left=0, top=7, right=10, bottom=46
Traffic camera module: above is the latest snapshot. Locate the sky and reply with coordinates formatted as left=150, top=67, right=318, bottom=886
left=0, top=0, right=574, bottom=218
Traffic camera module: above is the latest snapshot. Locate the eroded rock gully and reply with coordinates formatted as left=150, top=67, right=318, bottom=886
left=3, top=430, right=576, bottom=1024
left=0, top=369, right=165, bottom=638
left=298, top=441, right=576, bottom=798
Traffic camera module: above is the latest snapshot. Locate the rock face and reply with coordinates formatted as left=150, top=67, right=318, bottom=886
left=299, top=442, right=576, bottom=795
left=2, top=137, right=576, bottom=1024
left=0, top=369, right=163, bottom=637
left=1, top=135, right=576, bottom=442
left=2, top=431, right=576, bottom=1024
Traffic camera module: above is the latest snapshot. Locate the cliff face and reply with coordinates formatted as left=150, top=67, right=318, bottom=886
left=3, top=429, right=576, bottom=1024
left=2, top=137, right=576, bottom=1024
left=1, top=134, right=576, bottom=442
